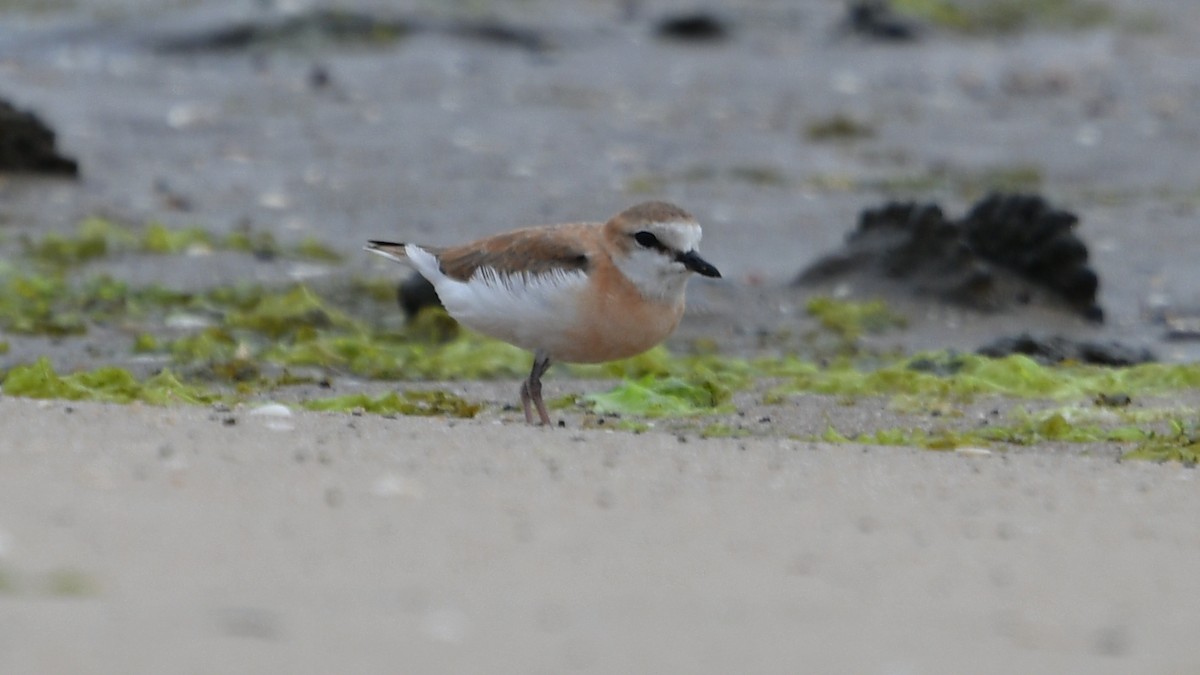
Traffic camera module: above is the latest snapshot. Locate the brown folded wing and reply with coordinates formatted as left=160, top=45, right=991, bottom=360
left=435, top=225, right=594, bottom=282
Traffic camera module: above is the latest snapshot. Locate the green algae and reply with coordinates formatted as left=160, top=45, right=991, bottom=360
left=981, top=405, right=1179, bottom=446
left=806, top=296, right=907, bottom=342
left=806, top=114, right=876, bottom=142
left=125, top=289, right=523, bottom=382
left=0, top=272, right=182, bottom=336
left=571, top=346, right=675, bottom=379
left=699, top=423, right=752, bottom=439
left=0, top=269, right=253, bottom=338
left=168, top=327, right=238, bottom=364
left=767, top=353, right=1200, bottom=402
left=822, top=421, right=1078, bottom=451
left=584, top=375, right=733, bottom=418
left=807, top=163, right=1045, bottom=200
left=893, top=0, right=1113, bottom=34
left=572, top=346, right=758, bottom=396
left=0, top=273, right=86, bottom=335
left=224, top=228, right=280, bottom=258
left=302, top=390, right=481, bottom=417
left=22, top=217, right=170, bottom=266
left=226, top=285, right=352, bottom=339
left=21, top=217, right=343, bottom=269
left=139, top=222, right=215, bottom=254
left=815, top=401, right=1176, bottom=453
left=3, top=357, right=220, bottom=405
left=787, top=363, right=1200, bottom=457
left=3, top=223, right=1200, bottom=441
left=612, top=419, right=652, bottom=433
left=401, top=307, right=462, bottom=344
left=264, top=329, right=531, bottom=380
left=626, top=165, right=789, bottom=194
left=4, top=262, right=1198, bottom=403
left=293, top=237, right=345, bottom=262
left=21, top=220, right=120, bottom=266
left=132, top=333, right=160, bottom=353
left=877, top=164, right=1043, bottom=198
left=347, top=276, right=400, bottom=304
left=1121, top=419, right=1200, bottom=464
left=978, top=410, right=1105, bottom=444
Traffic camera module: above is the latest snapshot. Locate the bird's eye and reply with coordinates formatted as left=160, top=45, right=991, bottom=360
left=634, top=231, right=660, bottom=248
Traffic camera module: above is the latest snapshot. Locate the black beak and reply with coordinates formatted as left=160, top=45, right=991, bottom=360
left=676, top=250, right=721, bottom=278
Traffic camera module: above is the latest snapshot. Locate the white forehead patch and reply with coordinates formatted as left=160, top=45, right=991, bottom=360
left=650, top=221, right=702, bottom=252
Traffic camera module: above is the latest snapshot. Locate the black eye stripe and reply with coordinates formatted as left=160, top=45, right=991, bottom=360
left=633, top=231, right=664, bottom=250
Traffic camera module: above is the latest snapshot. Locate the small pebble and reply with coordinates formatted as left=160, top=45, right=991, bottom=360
left=249, top=403, right=292, bottom=417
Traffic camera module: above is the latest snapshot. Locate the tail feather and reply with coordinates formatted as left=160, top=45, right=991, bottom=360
left=365, top=240, right=410, bottom=264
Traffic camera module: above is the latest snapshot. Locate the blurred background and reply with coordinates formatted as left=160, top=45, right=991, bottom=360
left=1, top=0, right=1199, bottom=367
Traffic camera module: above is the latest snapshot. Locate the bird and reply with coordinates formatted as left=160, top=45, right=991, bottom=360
left=365, top=201, right=721, bottom=426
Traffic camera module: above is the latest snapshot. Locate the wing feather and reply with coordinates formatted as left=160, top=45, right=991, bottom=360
left=436, top=225, right=593, bottom=282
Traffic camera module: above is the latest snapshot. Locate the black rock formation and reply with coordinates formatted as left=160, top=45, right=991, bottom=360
left=960, top=194, right=1100, bottom=321
left=654, top=12, right=731, bottom=43
left=796, top=193, right=1103, bottom=321
left=840, top=1, right=920, bottom=41
left=153, top=9, right=549, bottom=55
left=977, top=333, right=1154, bottom=366
left=0, top=99, right=78, bottom=176
left=398, top=273, right=441, bottom=320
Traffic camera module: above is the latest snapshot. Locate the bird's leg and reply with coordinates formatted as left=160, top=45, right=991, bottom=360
left=520, top=351, right=554, bottom=426
left=519, top=380, right=534, bottom=424
left=530, top=362, right=552, bottom=427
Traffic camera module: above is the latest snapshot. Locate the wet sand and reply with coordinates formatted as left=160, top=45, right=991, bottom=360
left=1, top=396, right=1198, bottom=673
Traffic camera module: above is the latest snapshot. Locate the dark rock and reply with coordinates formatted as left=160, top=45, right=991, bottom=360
left=448, top=20, right=550, bottom=53
left=841, top=1, right=920, bottom=41
left=307, top=64, right=332, bottom=89
left=960, top=193, right=1102, bottom=321
left=796, top=193, right=1104, bottom=322
left=977, top=333, right=1155, bottom=366
left=153, top=10, right=413, bottom=53
left=797, top=200, right=1007, bottom=311
left=654, top=12, right=731, bottom=42
left=153, top=10, right=550, bottom=55
left=908, top=353, right=969, bottom=376
left=0, top=99, right=78, bottom=176
left=398, top=272, right=441, bottom=319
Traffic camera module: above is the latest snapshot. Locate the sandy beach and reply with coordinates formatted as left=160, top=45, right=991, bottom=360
left=0, top=396, right=1197, bottom=674
left=1, top=0, right=1200, bottom=671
